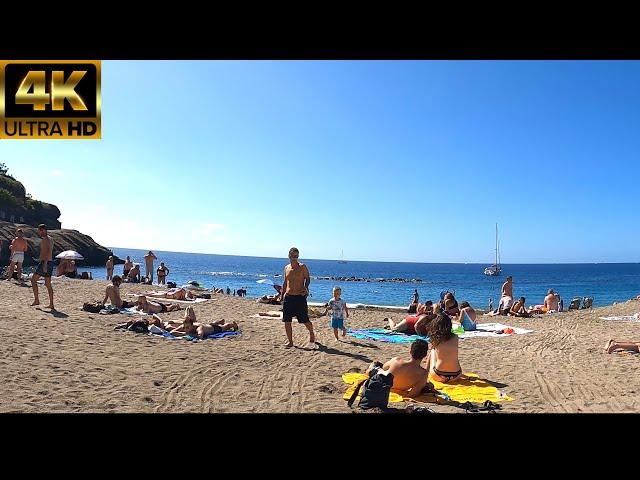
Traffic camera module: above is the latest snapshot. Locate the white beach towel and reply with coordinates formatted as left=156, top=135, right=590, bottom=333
left=599, top=313, right=640, bottom=322
left=458, top=322, right=533, bottom=339
left=121, top=307, right=150, bottom=316
left=127, top=294, right=209, bottom=304
left=250, top=312, right=283, bottom=319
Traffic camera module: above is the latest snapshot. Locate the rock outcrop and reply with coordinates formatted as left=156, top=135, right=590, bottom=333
left=0, top=220, right=122, bottom=267
left=0, top=173, right=62, bottom=229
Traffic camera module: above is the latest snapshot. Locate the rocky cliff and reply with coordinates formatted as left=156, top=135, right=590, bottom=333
left=0, top=173, right=62, bottom=229
left=0, top=220, right=122, bottom=267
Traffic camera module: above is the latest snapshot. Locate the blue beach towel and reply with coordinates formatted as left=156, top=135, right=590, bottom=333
left=347, top=328, right=429, bottom=344
left=149, top=330, right=241, bottom=342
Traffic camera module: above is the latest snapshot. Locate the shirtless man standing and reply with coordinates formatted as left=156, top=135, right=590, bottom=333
left=123, top=256, right=133, bottom=278
left=499, top=276, right=514, bottom=314
left=31, top=224, right=55, bottom=310
left=102, top=276, right=135, bottom=308
left=144, top=251, right=158, bottom=283
left=378, top=340, right=431, bottom=398
left=6, top=228, right=28, bottom=281
left=106, top=256, right=114, bottom=280
left=280, top=247, right=315, bottom=348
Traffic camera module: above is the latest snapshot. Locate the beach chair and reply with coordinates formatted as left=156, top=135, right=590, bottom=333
left=581, top=297, right=593, bottom=309
left=568, top=297, right=582, bottom=310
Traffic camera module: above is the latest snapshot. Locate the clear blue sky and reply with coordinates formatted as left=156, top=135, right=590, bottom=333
left=2, top=60, right=639, bottom=263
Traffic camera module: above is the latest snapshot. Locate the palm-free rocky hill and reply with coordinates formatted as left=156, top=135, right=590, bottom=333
left=0, top=167, right=121, bottom=266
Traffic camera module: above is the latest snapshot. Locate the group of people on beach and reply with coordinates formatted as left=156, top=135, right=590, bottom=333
left=111, top=251, right=171, bottom=286
left=489, top=276, right=563, bottom=317
left=271, top=247, right=466, bottom=396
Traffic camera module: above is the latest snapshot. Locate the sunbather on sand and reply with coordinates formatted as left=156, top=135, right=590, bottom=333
left=135, top=295, right=181, bottom=314
left=142, top=288, right=197, bottom=301
left=385, top=307, right=435, bottom=336
left=509, top=297, right=532, bottom=318
left=442, top=292, right=460, bottom=317
left=257, top=294, right=280, bottom=305
left=376, top=340, right=432, bottom=398
left=604, top=339, right=640, bottom=354
left=458, top=301, right=477, bottom=331
left=102, top=276, right=136, bottom=309
left=424, top=313, right=462, bottom=383
left=169, top=307, right=238, bottom=338
left=528, top=289, right=560, bottom=314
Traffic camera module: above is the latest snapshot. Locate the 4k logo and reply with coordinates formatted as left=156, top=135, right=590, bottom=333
left=0, top=60, right=101, bottom=139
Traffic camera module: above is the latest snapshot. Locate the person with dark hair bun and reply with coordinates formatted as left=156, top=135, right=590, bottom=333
left=424, top=314, right=462, bottom=383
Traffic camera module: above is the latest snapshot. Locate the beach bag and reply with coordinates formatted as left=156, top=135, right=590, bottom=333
left=83, top=302, right=103, bottom=313
left=167, top=281, right=177, bottom=288
left=348, top=362, right=394, bottom=410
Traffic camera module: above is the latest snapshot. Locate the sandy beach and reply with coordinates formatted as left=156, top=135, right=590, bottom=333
left=1, top=277, right=639, bottom=413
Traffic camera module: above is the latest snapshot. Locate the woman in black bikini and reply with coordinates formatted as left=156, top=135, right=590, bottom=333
left=424, top=313, right=462, bottom=383
left=168, top=307, right=239, bottom=338
left=136, top=295, right=181, bottom=314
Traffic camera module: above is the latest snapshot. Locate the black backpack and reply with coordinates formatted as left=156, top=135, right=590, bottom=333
left=83, top=302, right=103, bottom=313
left=127, top=320, right=149, bottom=334
left=348, top=363, right=394, bottom=410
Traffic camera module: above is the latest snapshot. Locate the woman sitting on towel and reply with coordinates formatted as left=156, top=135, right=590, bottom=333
left=169, top=307, right=238, bottom=338
left=441, top=292, right=460, bottom=317
left=424, top=313, right=462, bottom=383
left=136, top=295, right=181, bottom=314
left=457, top=301, right=477, bottom=331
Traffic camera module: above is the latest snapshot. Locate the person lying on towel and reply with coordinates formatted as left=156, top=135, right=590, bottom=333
left=167, top=306, right=238, bottom=338
left=385, top=302, right=435, bottom=336
left=136, top=295, right=181, bottom=314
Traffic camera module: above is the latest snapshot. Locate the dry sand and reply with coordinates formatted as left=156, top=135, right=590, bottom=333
left=1, top=277, right=639, bottom=413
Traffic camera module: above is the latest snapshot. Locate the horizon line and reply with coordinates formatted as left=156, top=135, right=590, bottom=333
left=106, top=246, right=640, bottom=265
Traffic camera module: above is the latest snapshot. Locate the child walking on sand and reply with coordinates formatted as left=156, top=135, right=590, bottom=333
left=325, top=287, right=349, bottom=341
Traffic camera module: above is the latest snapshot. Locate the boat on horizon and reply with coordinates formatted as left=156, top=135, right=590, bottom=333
left=338, top=249, right=347, bottom=264
left=484, top=223, right=502, bottom=276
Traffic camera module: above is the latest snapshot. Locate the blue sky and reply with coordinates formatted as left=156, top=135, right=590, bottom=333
left=1, top=60, right=639, bottom=263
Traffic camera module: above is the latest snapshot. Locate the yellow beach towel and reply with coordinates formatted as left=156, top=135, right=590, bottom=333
left=342, top=372, right=512, bottom=404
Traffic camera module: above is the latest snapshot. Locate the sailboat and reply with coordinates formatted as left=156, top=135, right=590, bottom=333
left=338, top=250, right=347, bottom=264
left=484, top=223, right=502, bottom=276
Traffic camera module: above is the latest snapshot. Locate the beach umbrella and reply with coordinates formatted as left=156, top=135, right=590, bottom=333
left=256, top=278, right=282, bottom=293
left=55, top=250, right=84, bottom=260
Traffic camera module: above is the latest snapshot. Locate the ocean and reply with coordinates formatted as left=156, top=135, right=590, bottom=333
left=83, top=248, right=640, bottom=309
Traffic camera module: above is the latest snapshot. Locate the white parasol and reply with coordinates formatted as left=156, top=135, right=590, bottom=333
left=55, top=250, right=85, bottom=260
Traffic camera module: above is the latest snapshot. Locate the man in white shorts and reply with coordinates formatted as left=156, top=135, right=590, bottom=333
left=6, top=228, right=28, bottom=281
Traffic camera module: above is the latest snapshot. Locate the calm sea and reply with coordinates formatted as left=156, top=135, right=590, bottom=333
left=83, top=248, right=640, bottom=309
